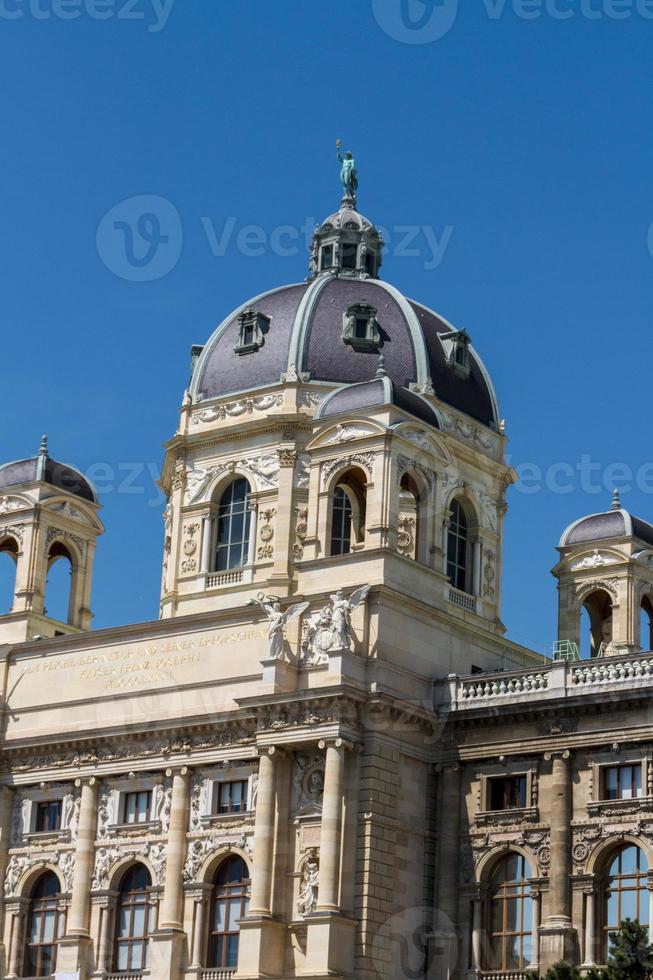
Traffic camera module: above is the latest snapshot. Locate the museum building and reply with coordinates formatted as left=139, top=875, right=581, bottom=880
left=1, top=164, right=653, bottom=980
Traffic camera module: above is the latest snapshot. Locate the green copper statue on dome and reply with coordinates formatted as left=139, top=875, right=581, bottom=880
left=336, top=139, right=358, bottom=205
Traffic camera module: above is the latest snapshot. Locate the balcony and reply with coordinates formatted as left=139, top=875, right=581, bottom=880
left=201, top=971, right=236, bottom=980
left=436, top=649, right=653, bottom=713
left=482, top=973, right=532, bottom=980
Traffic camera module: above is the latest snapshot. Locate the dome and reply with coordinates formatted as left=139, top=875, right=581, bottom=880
left=0, top=437, right=97, bottom=503
left=319, top=206, right=378, bottom=233
left=316, top=367, right=440, bottom=429
left=560, top=491, right=653, bottom=548
left=190, top=277, right=500, bottom=429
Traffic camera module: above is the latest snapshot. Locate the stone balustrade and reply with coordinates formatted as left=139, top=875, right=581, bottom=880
left=437, top=650, right=653, bottom=710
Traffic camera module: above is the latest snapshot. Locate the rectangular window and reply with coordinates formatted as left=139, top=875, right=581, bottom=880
left=321, top=245, right=334, bottom=270
left=123, top=790, right=152, bottom=824
left=488, top=775, right=528, bottom=811
left=216, top=780, right=249, bottom=815
left=602, top=764, right=643, bottom=801
left=341, top=243, right=357, bottom=269
left=354, top=316, right=369, bottom=340
left=35, top=800, right=62, bottom=833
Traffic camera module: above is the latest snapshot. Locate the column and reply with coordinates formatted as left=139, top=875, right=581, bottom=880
left=0, top=786, right=14, bottom=969
left=66, top=777, right=98, bottom=937
left=437, top=764, right=461, bottom=928
left=472, top=538, right=482, bottom=597
left=648, top=877, right=653, bottom=937
left=200, top=516, right=213, bottom=574
left=530, top=888, right=541, bottom=972
left=584, top=887, right=596, bottom=967
left=249, top=747, right=280, bottom=916
left=7, top=902, right=28, bottom=978
left=316, top=738, right=347, bottom=912
left=539, top=750, right=576, bottom=971
left=189, top=888, right=210, bottom=967
left=548, top=752, right=572, bottom=924
left=95, top=896, right=117, bottom=974
left=471, top=891, right=482, bottom=971
left=159, top=767, right=190, bottom=930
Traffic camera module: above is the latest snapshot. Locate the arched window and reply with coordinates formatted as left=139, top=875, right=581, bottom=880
left=447, top=499, right=470, bottom=593
left=486, top=853, right=533, bottom=972
left=25, top=872, right=62, bottom=978
left=641, top=596, right=653, bottom=652
left=209, top=856, right=250, bottom=970
left=330, top=469, right=367, bottom=557
left=114, top=865, right=152, bottom=973
left=603, top=845, right=649, bottom=957
left=45, top=542, right=73, bottom=625
left=581, top=589, right=613, bottom=658
left=0, top=537, right=18, bottom=615
left=398, top=473, right=420, bottom=561
left=215, top=479, right=252, bottom=571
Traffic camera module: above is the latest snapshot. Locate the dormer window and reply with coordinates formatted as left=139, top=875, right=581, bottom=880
left=342, top=302, right=381, bottom=351
left=341, top=243, right=358, bottom=269
left=449, top=330, right=471, bottom=379
left=234, top=308, right=269, bottom=355
left=321, top=245, right=334, bottom=270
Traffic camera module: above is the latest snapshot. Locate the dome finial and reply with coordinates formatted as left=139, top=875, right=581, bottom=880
left=336, top=138, right=358, bottom=207
left=38, top=434, right=48, bottom=458
left=611, top=488, right=621, bottom=511
left=375, top=354, right=387, bottom=379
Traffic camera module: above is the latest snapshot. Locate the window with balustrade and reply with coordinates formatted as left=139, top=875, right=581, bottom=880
left=486, top=853, right=534, bottom=972
left=25, top=872, right=63, bottom=978
left=215, top=479, right=252, bottom=572
left=208, top=856, right=250, bottom=971
left=114, top=864, right=152, bottom=973
left=602, top=844, right=649, bottom=959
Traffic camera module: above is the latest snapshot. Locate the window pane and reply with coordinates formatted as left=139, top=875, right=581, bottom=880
left=621, top=846, right=638, bottom=875
left=133, top=905, right=146, bottom=937
left=214, top=898, right=226, bottom=932
left=605, top=767, right=618, bottom=800
left=226, top=934, right=240, bottom=968
left=42, top=910, right=56, bottom=942
left=117, top=943, right=129, bottom=971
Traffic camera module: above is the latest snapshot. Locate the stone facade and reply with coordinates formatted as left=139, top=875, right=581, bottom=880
left=1, top=182, right=652, bottom=980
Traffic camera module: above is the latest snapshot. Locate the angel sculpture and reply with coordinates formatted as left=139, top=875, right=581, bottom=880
left=251, top=594, right=310, bottom=661
left=329, top=585, right=371, bottom=651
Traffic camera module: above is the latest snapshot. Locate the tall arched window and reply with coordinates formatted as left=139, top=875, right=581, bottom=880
left=603, top=844, right=649, bottom=957
left=215, top=479, right=252, bottom=571
left=487, top=853, right=533, bottom=972
left=45, top=542, right=74, bottom=624
left=209, top=856, right=250, bottom=970
left=641, top=596, right=653, bottom=652
left=581, top=589, right=613, bottom=658
left=114, top=865, right=152, bottom=973
left=25, top=872, right=62, bottom=977
left=447, top=499, right=470, bottom=593
left=330, top=469, right=367, bottom=557
left=0, top=537, right=18, bottom=615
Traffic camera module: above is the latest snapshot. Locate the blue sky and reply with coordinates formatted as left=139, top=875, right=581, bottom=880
left=1, top=0, right=652, bottom=653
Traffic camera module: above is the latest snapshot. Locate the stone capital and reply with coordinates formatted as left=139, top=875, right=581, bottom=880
left=165, top=766, right=190, bottom=779
left=255, top=745, right=287, bottom=760
left=318, top=737, right=354, bottom=752
left=544, top=749, right=572, bottom=763
left=74, top=776, right=97, bottom=789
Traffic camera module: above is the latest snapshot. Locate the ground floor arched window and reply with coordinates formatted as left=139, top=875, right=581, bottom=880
left=486, top=853, right=534, bottom=971
left=25, top=871, right=62, bottom=977
left=603, top=844, right=649, bottom=957
left=208, top=856, right=250, bottom=970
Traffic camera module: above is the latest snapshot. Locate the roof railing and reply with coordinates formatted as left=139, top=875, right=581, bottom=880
left=552, top=639, right=580, bottom=662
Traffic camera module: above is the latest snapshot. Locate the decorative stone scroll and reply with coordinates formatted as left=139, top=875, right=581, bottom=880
left=190, top=392, right=284, bottom=425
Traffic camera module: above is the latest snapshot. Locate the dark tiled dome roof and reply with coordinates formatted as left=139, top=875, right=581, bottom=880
left=561, top=498, right=653, bottom=548
left=316, top=374, right=440, bottom=429
left=0, top=443, right=96, bottom=503
left=190, top=277, right=499, bottom=429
